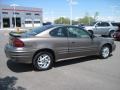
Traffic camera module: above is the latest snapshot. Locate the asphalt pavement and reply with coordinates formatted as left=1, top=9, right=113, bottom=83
left=0, top=30, right=120, bottom=90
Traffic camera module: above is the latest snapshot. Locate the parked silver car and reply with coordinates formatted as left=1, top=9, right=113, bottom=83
left=84, top=21, right=119, bottom=37
left=5, top=25, right=116, bottom=70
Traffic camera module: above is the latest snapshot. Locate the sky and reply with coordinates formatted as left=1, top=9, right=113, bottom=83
left=0, top=0, right=120, bottom=21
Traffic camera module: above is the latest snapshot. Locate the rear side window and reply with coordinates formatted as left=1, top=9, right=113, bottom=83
left=50, top=27, right=67, bottom=37
left=111, top=23, right=119, bottom=26
left=22, top=25, right=54, bottom=36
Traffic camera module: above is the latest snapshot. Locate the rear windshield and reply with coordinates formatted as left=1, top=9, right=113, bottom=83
left=22, top=25, right=54, bottom=36
left=111, top=23, right=119, bottom=26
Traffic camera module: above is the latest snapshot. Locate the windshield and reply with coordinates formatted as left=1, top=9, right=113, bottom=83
left=22, top=25, right=54, bottom=36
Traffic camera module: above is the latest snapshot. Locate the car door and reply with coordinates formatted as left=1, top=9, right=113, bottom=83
left=50, top=27, right=69, bottom=60
left=94, top=22, right=110, bottom=35
left=66, top=26, right=98, bottom=58
left=101, top=22, right=111, bottom=35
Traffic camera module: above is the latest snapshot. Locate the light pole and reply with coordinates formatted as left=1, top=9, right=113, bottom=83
left=10, top=4, right=18, bottom=30
left=67, top=0, right=78, bottom=25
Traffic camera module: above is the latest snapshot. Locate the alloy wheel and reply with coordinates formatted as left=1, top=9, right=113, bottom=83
left=37, top=54, right=51, bottom=69
left=101, top=46, right=110, bottom=58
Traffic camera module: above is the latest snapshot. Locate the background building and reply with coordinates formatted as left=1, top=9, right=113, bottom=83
left=0, top=4, right=43, bottom=29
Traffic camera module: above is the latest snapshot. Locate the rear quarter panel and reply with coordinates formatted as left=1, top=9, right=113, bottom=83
left=20, top=36, right=69, bottom=60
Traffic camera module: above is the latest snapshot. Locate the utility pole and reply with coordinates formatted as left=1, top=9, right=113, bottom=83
left=67, top=0, right=78, bottom=25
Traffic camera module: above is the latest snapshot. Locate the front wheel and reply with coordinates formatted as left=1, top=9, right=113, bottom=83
left=33, top=51, right=53, bottom=71
left=109, top=31, right=114, bottom=37
left=99, top=45, right=110, bottom=59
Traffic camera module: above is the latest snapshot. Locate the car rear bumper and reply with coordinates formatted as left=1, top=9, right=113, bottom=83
left=4, top=44, right=35, bottom=64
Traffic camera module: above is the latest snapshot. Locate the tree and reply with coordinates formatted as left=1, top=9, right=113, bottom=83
left=72, top=20, right=79, bottom=25
left=54, top=12, right=99, bottom=25
left=77, top=12, right=94, bottom=25
left=54, top=17, right=70, bottom=24
left=78, top=16, right=94, bottom=25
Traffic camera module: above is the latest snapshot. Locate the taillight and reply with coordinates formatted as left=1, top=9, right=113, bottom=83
left=12, top=38, right=24, bottom=47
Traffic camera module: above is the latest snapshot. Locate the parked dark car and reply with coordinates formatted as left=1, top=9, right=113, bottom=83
left=113, top=24, right=120, bottom=41
left=5, top=25, right=116, bottom=71
left=43, top=22, right=52, bottom=26
left=74, top=24, right=85, bottom=29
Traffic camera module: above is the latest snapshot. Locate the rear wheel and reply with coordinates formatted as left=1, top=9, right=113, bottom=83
left=33, top=51, right=53, bottom=71
left=99, top=45, right=110, bottom=59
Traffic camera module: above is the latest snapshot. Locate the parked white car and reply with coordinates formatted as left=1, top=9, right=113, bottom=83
left=84, top=21, right=119, bottom=37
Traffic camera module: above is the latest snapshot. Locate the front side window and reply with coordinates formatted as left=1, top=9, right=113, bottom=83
left=101, top=22, right=110, bottom=26
left=67, top=27, right=90, bottom=38
left=50, top=27, right=67, bottom=37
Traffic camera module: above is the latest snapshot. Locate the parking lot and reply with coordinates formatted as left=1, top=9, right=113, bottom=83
left=0, top=30, right=120, bottom=90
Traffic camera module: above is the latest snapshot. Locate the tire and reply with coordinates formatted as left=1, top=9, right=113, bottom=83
left=109, top=31, right=114, bottom=37
left=33, top=51, right=53, bottom=71
left=99, top=45, right=110, bottom=59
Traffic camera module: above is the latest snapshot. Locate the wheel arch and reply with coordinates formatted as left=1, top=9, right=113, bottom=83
left=32, top=48, right=55, bottom=62
left=109, top=30, right=115, bottom=37
left=88, top=30, right=94, bottom=34
left=101, top=43, right=112, bottom=53
left=109, top=30, right=115, bottom=33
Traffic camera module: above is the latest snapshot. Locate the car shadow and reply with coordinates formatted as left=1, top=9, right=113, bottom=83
left=54, top=55, right=99, bottom=68
left=7, top=60, right=33, bottom=73
left=0, top=76, right=26, bottom=90
left=7, top=55, right=111, bottom=72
